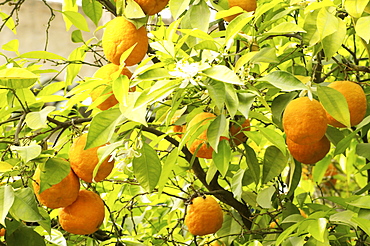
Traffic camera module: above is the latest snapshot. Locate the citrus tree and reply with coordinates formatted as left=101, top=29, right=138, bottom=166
left=0, top=0, right=370, bottom=245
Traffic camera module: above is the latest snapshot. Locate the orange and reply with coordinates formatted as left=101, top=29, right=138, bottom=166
left=287, top=135, right=330, bottom=164
left=184, top=195, right=224, bottom=236
left=134, top=0, right=169, bottom=15
left=59, top=190, right=105, bottom=235
left=325, top=81, right=367, bottom=128
left=171, top=115, right=186, bottom=139
left=90, top=64, right=134, bottom=111
left=0, top=228, right=5, bottom=237
left=186, top=112, right=229, bottom=159
left=282, top=97, right=328, bottom=145
left=230, top=118, right=250, bottom=146
left=223, top=0, right=257, bottom=22
left=69, top=133, right=114, bottom=183
left=102, top=16, right=148, bottom=66
left=32, top=162, right=80, bottom=209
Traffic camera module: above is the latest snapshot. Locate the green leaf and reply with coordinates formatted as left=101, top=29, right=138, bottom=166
left=237, top=93, right=255, bottom=120
left=65, top=45, right=87, bottom=85
left=355, top=16, right=370, bottom=43
left=258, top=127, right=286, bottom=156
left=5, top=219, right=46, bottom=246
left=316, top=7, right=338, bottom=41
left=206, top=80, right=226, bottom=110
left=125, top=0, right=146, bottom=19
left=216, top=211, right=242, bottom=245
left=356, top=143, right=370, bottom=160
left=82, top=0, right=102, bottom=26
left=345, top=0, right=368, bottom=18
left=112, top=75, right=130, bottom=107
left=0, top=67, right=39, bottom=89
left=256, top=185, right=275, bottom=209
left=189, top=0, right=210, bottom=32
left=225, top=83, right=239, bottom=117
left=271, top=92, right=298, bottom=128
left=120, top=93, right=148, bottom=126
left=312, top=156, right=331, bottom=184
left=9, top=187, right=43, bottom=222
left=0, top=185, right=14, bottom=226
left=317, top=85, right=351, bottom=128
left=62, top=11, right=90, bottom=32
left=322, top=18, right=346, bottom=59
left=133, top=143, right=162, bottom=192
left=169, top=0, right=191, bottom=19
left=18, top=51, right=66, bottom=60
left=212, top=139, right=231, bottom=177
left=264, top=22, right=306, bottom=35
left=225, top=12, right=254, bottom=45
left=244, top=145, right=260, bottom=186
left=2, top=39, right=19, bottom=54
left=352, top=217, right=370, bottom=236
left=202, top=65, right=243, bottom=85
left=71, top=29, right=84, bottom=43
left=0, top=12, right=17, bottom=34
left=25, top=106, right=55, bottom=129
left=157, top=150, right=178, bottom=195
left=347, top=196, right=370, bottom=209
left=276, top=223, right=300, bottom=245
left=231, top=169, right=245, bottom=200
left=10, top=145, right=42, bottom=163
left=259, top=71, right=307, bottom=91
left=262, top=146, right=288, bottom=184
left=86, top=108, right=123, bottom=149
left=250, top=47, right=280, bottom=63
left=207, top=114, right=227, bottom=152
left=308, top=218, right=328, bottom=242
left=38, top=158, right=71, bottom=193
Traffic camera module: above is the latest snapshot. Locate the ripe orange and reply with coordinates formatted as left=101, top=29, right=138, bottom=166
left=287, top=135, right=330, bottom=164
left=134, top=0, right=169, bottom=15
left=282, top=97, right=328, bottom=145
left=102, top=16, right=148, bottom=66
left=90, top=63, right=133, bottom=111
left=223, top=0, right=257, bottom=22
left=325, top=81, right=367, bottom=128
left=230, top=118, right=250, bottom=146
left=69, top=133, right=114, bottom=183
left=0, top=228, right=5, bottom=237
left=186, top=112, right=229, bottom=159
left=170, top=115, right=186, bottom=139
left=32, top=163, right=80, bottom=209
left=184, top=195, right=224, bottom=236
left=59, top=190, right=105, bottom=235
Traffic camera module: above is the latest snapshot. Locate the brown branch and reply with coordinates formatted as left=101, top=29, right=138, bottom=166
left=96, top=0, right=117, bottom=16
left=140, top=125, right=253, bottom=229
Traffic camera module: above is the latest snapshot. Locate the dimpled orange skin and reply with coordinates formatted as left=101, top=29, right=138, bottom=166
left=185, top=196, right=224, bottom=236
left=32, top=166, right=80, bottom=209
left=326, top=81, right=367, bottom=128
left=223, top=0, right=257, bottom=22
left=134, top=0, right=169, bottom=15
left=186, top=112, right=229, bottom=159
left=282, top=97, right=328, bottom=145
left=69, top=133, right=114, bottom=183
left=59, top=190, right=105, bottom=235
left=287, top=135, right=330, bottom=164
left=0, top=228, right=5, bottom=237
left=102, top=17, right=148, bottom=66
left=90, top=64, right=133, bottom=111
left=230, top=119, right=250, bottom=146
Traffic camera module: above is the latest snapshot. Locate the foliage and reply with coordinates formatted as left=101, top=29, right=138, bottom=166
left=0, top=0, right=370, bottom=245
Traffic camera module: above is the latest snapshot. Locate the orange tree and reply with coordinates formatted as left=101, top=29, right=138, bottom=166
left=0, top=0, right=370, bottom=245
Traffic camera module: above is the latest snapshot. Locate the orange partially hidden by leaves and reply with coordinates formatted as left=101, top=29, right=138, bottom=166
left=32, top=164, right=80, bottom=209
left=0, top=228, right=5, bottom=237
left=185, top=195, right=224, bottom=236
left=102, top=16, right=148, bottom=66
left=287, top=135, right=331, bottom=164
left=325, top=81, right=367, bottom=128
left=134, top=0, right=169, bottom=15
left=90, top=63, right=134, bottom=111
left=186, top=112, right=228, bottom=159
left=171, top=115, right=186, bottom=139
left=230, top=118, right=250, bottom=146
left=283, top=97, right=328, bottom=145
left=69, top=133, right=114, bottom=183
left=59, top=190, right=105, bottom=235
left=223, top=0, right=257, bottom=22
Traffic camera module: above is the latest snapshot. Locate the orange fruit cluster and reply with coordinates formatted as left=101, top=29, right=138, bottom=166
left=90, top=63, right=134, bottom=111
left=32, top=133, right=113, bottom=235
left=223, top=0, right=257, bottom=22
left=184, top=195, right=224, bottom=236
